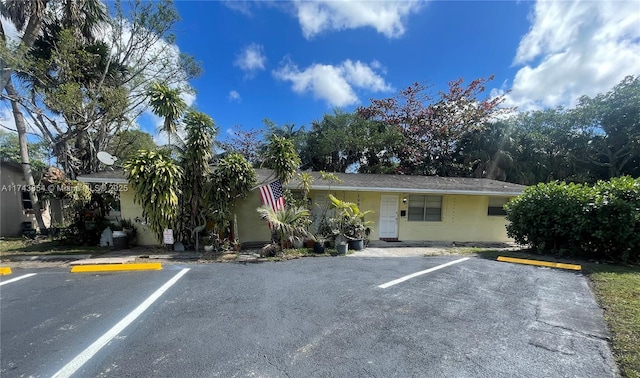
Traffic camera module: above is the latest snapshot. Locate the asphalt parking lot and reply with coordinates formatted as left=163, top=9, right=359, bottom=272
left=0, top=256, right=617, bottom=377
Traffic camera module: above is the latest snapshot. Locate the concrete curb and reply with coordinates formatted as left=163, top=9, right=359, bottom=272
left=497, top=256, right=582, bottom=271
left=70, top=263, right=163, bottom=273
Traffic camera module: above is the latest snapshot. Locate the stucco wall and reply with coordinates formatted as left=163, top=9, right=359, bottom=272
left=397, top=194, right=512, bottom=242
left=0, top=166, right=51, bottom=237
left=308, top=190, right=513, bottom=243
left=118, top=186, right=514, bottom=246
left=236, top=190, right=272, bottom=243
left=118, top=189, right=159, bottom=245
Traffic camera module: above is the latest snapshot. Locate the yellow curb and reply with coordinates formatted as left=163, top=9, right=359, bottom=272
left=497, top=256, right=581, bottom=271
left=0, top=267, right=12, bottom=275
left=70, top=263, right=162, bottom=273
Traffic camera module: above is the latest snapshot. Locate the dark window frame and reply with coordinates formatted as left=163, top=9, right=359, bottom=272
left=407, top=195, right=442, bottom=222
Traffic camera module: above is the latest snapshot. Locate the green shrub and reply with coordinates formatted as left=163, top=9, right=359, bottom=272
left=505, top=177, right=639, bottom=263
left=583, top=177, right=640, bottom=262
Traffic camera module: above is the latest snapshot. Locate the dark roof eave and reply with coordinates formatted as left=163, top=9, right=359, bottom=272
left=290, top=184, right=523, bottom=196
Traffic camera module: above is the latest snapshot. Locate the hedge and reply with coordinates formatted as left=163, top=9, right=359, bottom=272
left=505, top=176, right=640, bottom=263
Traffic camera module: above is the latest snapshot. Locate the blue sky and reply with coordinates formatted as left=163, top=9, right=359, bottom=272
left=2, top=1, right=639, bottom=147
left=144, top=0, right=639, bottom=145
left=159, top=1, right=531, bottom=141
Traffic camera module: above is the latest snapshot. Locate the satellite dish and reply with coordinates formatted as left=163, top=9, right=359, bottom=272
left=97, top=151, right=118, bottom=166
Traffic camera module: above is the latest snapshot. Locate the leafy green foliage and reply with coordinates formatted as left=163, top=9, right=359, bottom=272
left=263, top=135, right=300, bottom=184
left=180, top=110, right=216, bottom=242
left=328, top=194, right=373, bottom=241
left=358, top=76, right=506, bottom=176
left=256, top=205, right=311, bottom=247
left=300, top=109, right=402, bottom=173
left=209, top=153, right=257, bottom=234
left=107, top=129, right=157, bottom=161
left=0, top=129, right=48, bottom=175
left=506, top=177, right=640, bottom=262
left=123, top=150, right=182, bottom=241
left=147, top=82, right=187, bottom=146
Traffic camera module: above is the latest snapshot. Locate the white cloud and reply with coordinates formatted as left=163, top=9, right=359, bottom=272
left=506, top=0, right=640, bottom=110
left=294, top=0, right=423, bottom=39
left=234, top=43, right=267, bottom=78
left=273, top=58, right=392, bottom=107
left=228, top=90, right=241, bottom=102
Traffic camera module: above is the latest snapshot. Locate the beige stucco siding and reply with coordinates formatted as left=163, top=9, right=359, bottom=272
left=308, top=190, right=513, bottom=243
left=397, top=194, right=512, bottom=242
left=117, top=186, right=513, bottom=246
left=0, top=166, right=51, bottom=236
left=118, top=189, right=159, bottom=245
left=235, top=190, right=272, bottom=243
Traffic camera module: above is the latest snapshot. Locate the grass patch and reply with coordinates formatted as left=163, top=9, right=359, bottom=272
left=586, top=263, right=640, bottom=378
left=0, top=238, right=107, bottom=257
left=468, top=247, right=639, bottom=378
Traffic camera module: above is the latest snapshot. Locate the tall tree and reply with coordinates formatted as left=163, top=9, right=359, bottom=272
left=263, top=135, right=300, bottom=184
left=358, top=76, right=506, bottom=176
left=147, top=81, right=187, bottom=149
left=218, top=124, right=262, bottom=165
left=0, top=0, right=50, bottom=230
left=299, top=109, right=402, bottom=173
left=106, top=129, right=156, bottom=161
left=2, top=0, right=201, bottom=178
left=180, top=110, right=216, bottom=243
left=571, top=75, right=640, bottom=178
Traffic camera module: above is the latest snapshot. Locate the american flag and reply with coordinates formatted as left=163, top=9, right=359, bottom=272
left=259, top=180, right=285, bottom=211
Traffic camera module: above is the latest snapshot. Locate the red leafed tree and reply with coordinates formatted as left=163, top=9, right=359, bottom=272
left=358, top=76, right=507, bottom=176
left=219, top=124, right=263, bottom=165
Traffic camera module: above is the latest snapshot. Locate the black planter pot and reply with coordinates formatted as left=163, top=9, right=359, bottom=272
left=348, top=239, right=364, bottom=250
left=313, top=241, right=326, bottom=254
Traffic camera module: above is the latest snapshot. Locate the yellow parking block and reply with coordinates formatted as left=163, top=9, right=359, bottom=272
left=497, top=256, right=581, bottom=271
left=71, top=263, right=162, bottom=273
left=0, top=267, right=12, bottom=275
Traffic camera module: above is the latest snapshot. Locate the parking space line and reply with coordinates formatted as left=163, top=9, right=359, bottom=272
left=0, top=273, right=37, bottom=286
left=378, top=258, right=470, bottom=289
left=51, top=268, right=190, bottom=378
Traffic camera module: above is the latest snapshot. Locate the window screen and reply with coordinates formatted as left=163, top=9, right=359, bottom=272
left=488, top=197, right=509, bottom=216
left=408, top=195, right=442, bottom=221
left=21, top=191, right=32, bottom=210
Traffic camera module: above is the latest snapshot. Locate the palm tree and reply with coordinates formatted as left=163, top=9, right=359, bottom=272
left=256, top=205, right=311, bottom=249
left=1, top=0, right=50, bottom=231
left=147, top=82, right=187, bottom=149
left=0, top=0, right=48, bottom=89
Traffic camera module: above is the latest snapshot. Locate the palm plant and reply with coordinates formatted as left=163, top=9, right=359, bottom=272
left=147, top=82, right=187, bottom=148
left=256, top=205, right=311, bottom=249
left=328, top=194, right=373, bottom=241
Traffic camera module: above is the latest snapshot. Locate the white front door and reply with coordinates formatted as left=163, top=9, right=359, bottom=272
left=379, top=195, right=399, bottom=238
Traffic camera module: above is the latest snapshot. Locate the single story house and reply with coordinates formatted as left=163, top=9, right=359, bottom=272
left=0, top=161, right=55, bottom=237
left=77, top=168, right=526, bottom=246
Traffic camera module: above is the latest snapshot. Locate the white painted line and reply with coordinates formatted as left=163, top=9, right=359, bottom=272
left=51, top=268, right=190, bottom=378
left=378, top=258, right=470, bottom=289
left=0, top=273, right=37, bottom=286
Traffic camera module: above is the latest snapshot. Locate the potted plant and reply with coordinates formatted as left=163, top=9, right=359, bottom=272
left=328, top=194, right=373, bottom=251
left=312, top=234, right=328, bottom=254
left=119, top=218, right=137, bottom=247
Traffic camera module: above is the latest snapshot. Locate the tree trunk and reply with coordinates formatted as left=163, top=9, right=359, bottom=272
left=5, top=80, right=47, bottom=231
left=0, top=0, right=49, bottom=91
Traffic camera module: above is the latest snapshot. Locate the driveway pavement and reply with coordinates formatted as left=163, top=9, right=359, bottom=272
left=0, top=255, right=616, bottom=377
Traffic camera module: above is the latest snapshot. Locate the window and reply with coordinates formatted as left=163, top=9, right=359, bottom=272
left=21, top=191, right=33, bottom=210
left=408, top=195, right=442, bottom=221
left=488, top=197, right=509, bottom=216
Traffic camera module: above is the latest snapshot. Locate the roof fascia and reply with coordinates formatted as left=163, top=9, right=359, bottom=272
left=76, top=176, right=127, bottom=184
left=296, top=185, right=522, bottom=196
